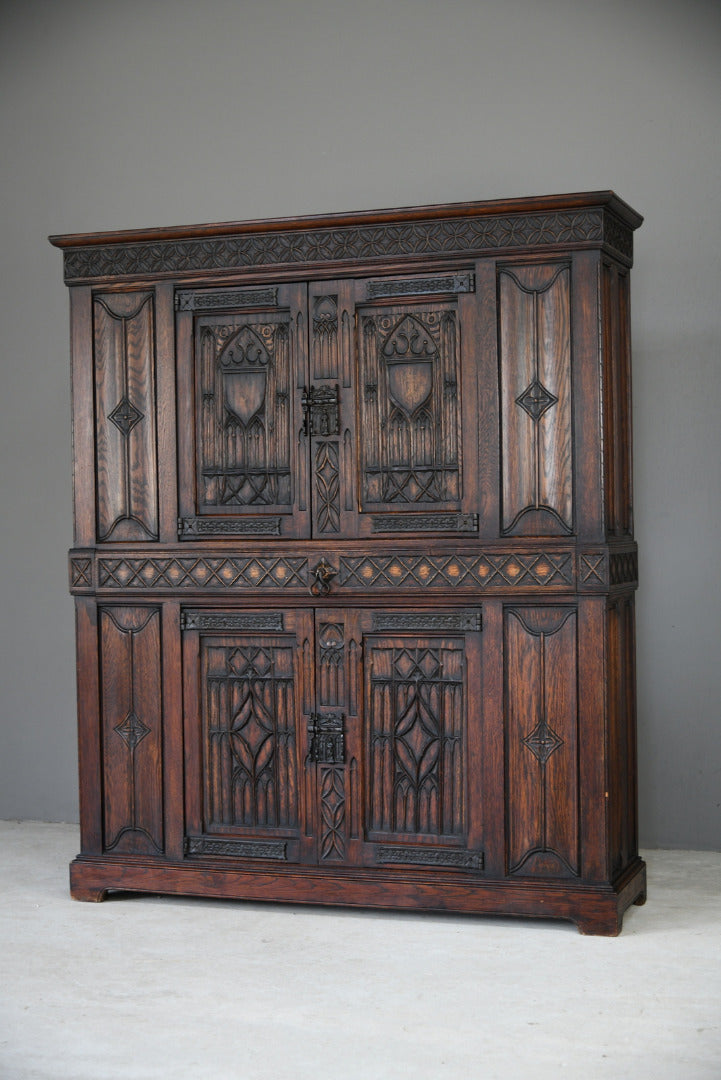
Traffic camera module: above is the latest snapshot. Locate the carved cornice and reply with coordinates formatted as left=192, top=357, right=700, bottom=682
left=56, top=205, right=635, bottom=284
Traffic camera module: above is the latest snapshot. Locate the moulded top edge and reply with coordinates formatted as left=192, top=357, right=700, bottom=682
left=48, top=190, right=642, bottom=249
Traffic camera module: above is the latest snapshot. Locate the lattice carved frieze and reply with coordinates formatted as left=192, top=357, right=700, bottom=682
left=70, top=555, right=93, bottom=590
left=339, top=552, right=574, bottom=590
left=75, top=551, right=582, bottom=593
left=97, top=555, right=309, bottom=590
left=578, top=550, right=638, bottom=590
left=578, top=552, right=609, bottom=587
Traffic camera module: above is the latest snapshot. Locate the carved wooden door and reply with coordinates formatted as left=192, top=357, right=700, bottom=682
left=182, top=609, right=316, bottom=864
left=177, top=283, right=310, bottom=540
left=183, top=607, right=483, bottom=873
left=307, top=274, right=482, bottom=540
left=313, top=608, right=484, bottom=871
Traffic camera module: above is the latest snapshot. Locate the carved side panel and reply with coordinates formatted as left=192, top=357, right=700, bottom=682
left=366, top=638, right=465, bottom=838
left=602, top=264, right=633, bottom=537
left=505, top=607, right=579, bottom=877
left=607, top=595, right=638, bottom=876
left=499, top=264, right=573, bottom=534
left=197, top=314, right=292, bottom=509
left=358, top=305, right=461, bottom=509
left=94, top=292, right=158, bottom=541
left=202, top=637, right=299, bottom=830
left=99, top=607, right=163, bottom=854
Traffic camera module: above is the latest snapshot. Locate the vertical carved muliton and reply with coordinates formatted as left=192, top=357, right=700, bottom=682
left=100, top=607, right=163, bottom=854
left=319, top=766, right=345, bottom=861
left=602, top=264, right=633, bottom=538
left=318, top=622, right=345, bottom=707
left=314, top=441, right=340, bottom=533
left=505, top=607, right=579, bottom=877
left=315, top=621, right=348, bottom=860
left=312, top=295, right=338, bottom=380
left=499, top=264, right=573, bottom=535
left=94, top=292, right=158, bottom=541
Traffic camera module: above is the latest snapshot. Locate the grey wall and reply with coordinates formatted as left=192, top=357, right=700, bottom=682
left=1, top=0, right=719, bottom=848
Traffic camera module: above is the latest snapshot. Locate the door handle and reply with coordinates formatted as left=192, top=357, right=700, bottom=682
left=309, top=558, right=336, bottom=596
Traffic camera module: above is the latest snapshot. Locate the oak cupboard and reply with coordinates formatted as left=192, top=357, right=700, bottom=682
left=51, top=191, right=645, bottom=934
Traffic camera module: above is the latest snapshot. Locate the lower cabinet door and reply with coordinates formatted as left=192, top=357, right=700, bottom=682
left=182, top=608, right=316, bottom=865
left=182, top=606, right=484, bottom=874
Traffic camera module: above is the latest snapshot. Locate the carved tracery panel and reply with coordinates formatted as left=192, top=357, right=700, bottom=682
left=366, top=637, right=466, bottom=838
left=196, top=314, right=293, bottom=510
left=358, top=306, right=462, bottom=510
left=202, top=637, right=300, bottom=831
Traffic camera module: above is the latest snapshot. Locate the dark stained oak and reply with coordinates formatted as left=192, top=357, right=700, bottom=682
left=53, top=192, right=644, bottom=934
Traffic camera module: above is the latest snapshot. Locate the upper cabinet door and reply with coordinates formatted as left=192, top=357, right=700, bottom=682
left=307, top=274, right=482, bottom=541
left=177, top=283, right=310, bottom=540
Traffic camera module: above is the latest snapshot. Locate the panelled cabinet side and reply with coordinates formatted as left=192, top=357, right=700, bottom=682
left=54, top=192, right=645, bottom=934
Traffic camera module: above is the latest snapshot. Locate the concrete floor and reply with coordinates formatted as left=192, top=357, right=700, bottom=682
left=1, top=823, right=719, bottom=1080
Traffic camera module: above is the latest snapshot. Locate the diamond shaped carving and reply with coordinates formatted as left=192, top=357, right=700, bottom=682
left=522, top=721, right=563, bottom=764
left=108, top=397, right=143, bottom=436
left=114, top=711, right=150, bottom=750
left=515, top=380, right=558, bottom=422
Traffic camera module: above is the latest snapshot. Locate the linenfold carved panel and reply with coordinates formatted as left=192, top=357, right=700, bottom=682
left=99, top=607, right=163, bottom=854
left=505, top=607, right=579, bottom=878
left=93, top=293, right=158, bottom=541
left=499, top=264, right=573, bottom=536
